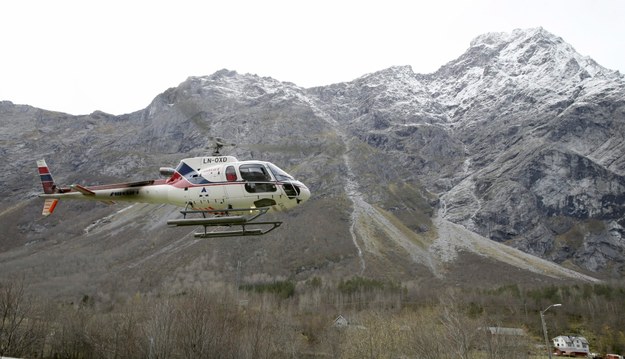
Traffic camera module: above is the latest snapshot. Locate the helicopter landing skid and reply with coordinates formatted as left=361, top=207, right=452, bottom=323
left=167, top=207, right=282, bottom=238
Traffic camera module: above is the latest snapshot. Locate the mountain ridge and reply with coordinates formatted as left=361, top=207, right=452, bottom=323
left=1, top=27, right=623, bottom=300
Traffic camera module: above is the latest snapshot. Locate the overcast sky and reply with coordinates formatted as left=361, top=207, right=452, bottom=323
left=1, top=0, right=624, bottom=115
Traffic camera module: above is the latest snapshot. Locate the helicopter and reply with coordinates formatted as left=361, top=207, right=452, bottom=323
left=36, top=154, right=310, bottom=238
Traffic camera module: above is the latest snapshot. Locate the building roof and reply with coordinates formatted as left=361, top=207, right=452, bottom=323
left=553, top=335, right=588, bottom=344
left=483, top=327, right=526, bottom=336
left=333, top=315, right=348, bottom=328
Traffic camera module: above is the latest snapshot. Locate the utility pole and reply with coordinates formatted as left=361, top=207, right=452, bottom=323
left=540, top=303, right=562, bottom=359
left=236, top=260, right=241, bottom=301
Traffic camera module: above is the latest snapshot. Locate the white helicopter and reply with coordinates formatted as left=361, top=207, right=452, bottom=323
left=37, top=155, right=310, bottom=238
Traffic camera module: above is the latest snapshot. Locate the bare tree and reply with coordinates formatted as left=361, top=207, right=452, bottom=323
left=0, top=280, right=45, bottom=357
left=47, top=304, right=94, bottom=358
left=406, top=308, right=450, bottom=359
left=174, top=290, right=240, bottom=359
left=84, top=300, right=144, bottom=359
left=439, top=292, right=480, bottom=359
left=142, top=299, right=177, bottom=359
left=479, top=326, right=529, bottom=359
left=338, top=311, right=410, bottom=359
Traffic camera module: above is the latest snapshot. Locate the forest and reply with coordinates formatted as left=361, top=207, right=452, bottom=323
left=1, top=277, right=625, bottom=358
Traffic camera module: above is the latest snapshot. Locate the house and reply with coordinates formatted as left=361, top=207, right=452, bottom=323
left=331, top=315, right=367, bottom=330
left=552, top=335, right=589, bottom=357
left=479, top=327, right=529, bottom=355
left=333, top=315, right=348, bottom=328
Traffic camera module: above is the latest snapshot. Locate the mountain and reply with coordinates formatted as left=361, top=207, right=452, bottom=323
left=1, top=27, right=623, bottom=300
left=309, top=27, right=625, bottom=274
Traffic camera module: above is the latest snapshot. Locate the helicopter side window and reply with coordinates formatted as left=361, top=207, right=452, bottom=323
left=225, top=166, right=237, bottom=182
left=239, top=164, right=271, bottom=181
left=239, top=164, right=276, bottom=193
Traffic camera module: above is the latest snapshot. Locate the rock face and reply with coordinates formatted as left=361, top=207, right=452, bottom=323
left=309, top=28, right=625, bottom=275
left=0, top=28, right=623, bottom=298
left=430, top=28, right=625, bottom=274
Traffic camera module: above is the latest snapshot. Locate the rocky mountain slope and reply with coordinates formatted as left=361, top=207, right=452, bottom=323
left=1, top=27, right=623, bottom=299
left=309, top=27, right=625, bottom=275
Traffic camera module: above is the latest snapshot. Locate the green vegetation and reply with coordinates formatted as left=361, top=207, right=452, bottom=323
left=337, top=276, right=401, bottom=295
left=239, top=280, right=295, bottom=299
left=1, top=279, right=625, bottom=358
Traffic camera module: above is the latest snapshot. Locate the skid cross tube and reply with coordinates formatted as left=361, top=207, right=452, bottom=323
left=167, top=207, right=282, bottom=238
left=194, top=221, right=282, bottom=238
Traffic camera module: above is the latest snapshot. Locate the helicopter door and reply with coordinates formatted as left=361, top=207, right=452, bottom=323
left=238, top=164, right=277, bottom=197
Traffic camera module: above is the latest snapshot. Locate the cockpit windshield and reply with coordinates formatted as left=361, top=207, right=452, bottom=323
left=268, top=163, right=294, bottom=181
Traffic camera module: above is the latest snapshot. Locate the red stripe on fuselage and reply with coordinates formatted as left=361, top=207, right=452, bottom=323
left=69, top=179, right=167, bottom=193
left=166, top=172, right=183, bottom=184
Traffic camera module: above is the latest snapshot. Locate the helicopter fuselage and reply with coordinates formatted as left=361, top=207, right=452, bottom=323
left=38, top=156, right=310, bottom=214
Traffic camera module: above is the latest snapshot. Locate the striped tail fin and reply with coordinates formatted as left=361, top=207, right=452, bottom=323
left=42, top=199, right=59, bottom=216
left=37, top=159, right=60, bottom=216
left=37, top=159, right=57, bottom=194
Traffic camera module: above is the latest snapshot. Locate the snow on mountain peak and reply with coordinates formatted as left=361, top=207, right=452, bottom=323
left=470, top=27, right=556, bottom=48
left=426, top=27, right=625, bottom=120
left=179, top=70, right=305, bottom=105
left=468, top=28, right=614, bottom=80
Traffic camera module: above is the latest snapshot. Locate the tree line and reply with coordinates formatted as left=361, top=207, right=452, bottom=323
left=1, top=277, right=624, bottom=358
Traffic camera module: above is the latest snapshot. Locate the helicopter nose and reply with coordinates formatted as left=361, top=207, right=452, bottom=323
left=297, top=184, right=311, bottom=204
